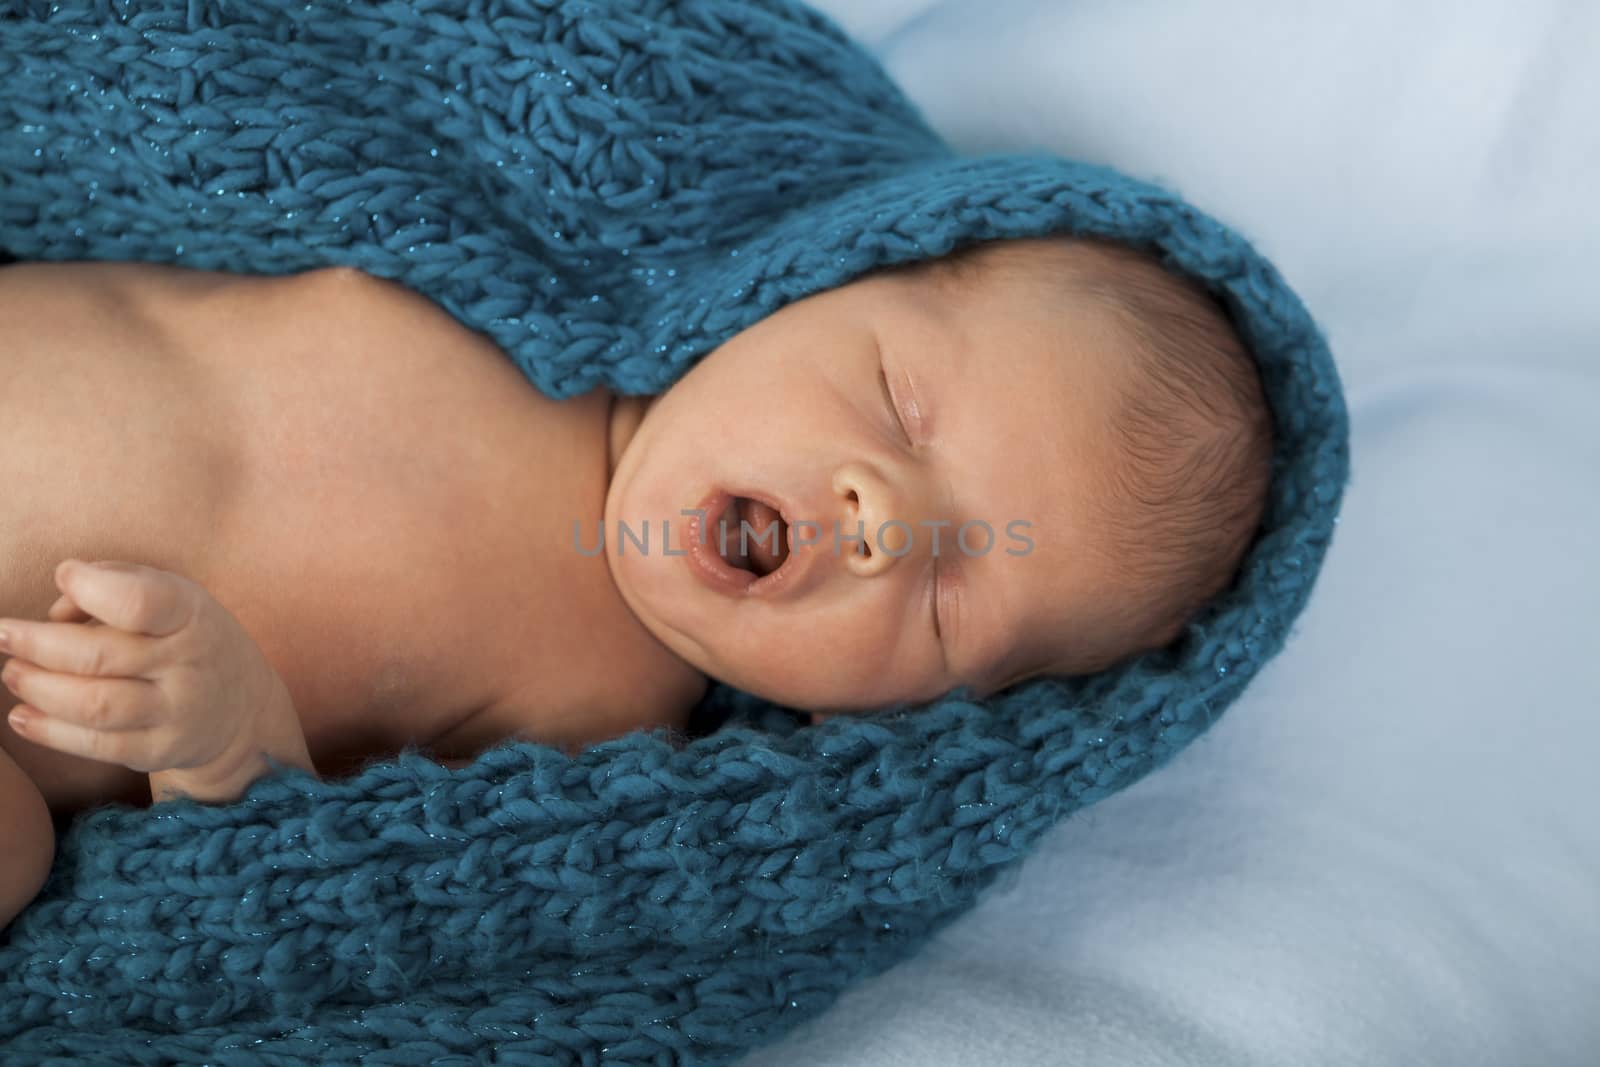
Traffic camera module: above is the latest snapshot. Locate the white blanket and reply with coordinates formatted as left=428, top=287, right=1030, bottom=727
left=749, top=1, right=1600, bottom=1063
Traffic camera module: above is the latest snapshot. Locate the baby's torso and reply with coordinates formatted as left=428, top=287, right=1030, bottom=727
left=0, top=261, right=702, bottom=818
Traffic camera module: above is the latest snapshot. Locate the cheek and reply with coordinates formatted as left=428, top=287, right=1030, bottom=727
left=606, top=407, right=708, bottom=531
left=713, top=593, right=920, bottom=705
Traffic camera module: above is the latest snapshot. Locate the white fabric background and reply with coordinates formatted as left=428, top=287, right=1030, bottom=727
left=746, top=2, right=1600, bottom=1063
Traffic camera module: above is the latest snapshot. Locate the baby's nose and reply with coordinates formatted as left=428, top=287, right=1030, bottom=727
left=831, top=462, right=938, bottom=577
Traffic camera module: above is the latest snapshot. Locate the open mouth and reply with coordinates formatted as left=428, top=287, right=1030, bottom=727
left=686, top=489, right=800, bottom=596
left=714, top=494, right=790, bottom=578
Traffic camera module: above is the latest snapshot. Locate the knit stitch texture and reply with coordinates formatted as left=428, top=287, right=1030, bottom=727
left=0, top=0, right=1348, bottom=1063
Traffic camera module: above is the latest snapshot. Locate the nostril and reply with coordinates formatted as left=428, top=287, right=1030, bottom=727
left=842, top=487, right=869, bottom=556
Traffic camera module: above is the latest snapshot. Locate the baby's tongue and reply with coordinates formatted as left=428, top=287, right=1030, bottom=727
left=739, top=497, right=788, bottom=576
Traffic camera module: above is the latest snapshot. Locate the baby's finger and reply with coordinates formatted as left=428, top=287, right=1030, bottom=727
left=54, top=558, right=194, bottom=638
left=46, top=593, right=94, bottom=624
left=3, top=665, right=162, bottom=733
left=0, top=615, right=159, bottom=679
left=7, top=702, right=158, bottom=770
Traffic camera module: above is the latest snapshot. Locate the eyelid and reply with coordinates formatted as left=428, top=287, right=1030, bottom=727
left=878, top=364, right=913, bottom=445
left=938, top=556, right=963, bottom=666
left=898, top=367, right=925, bottom=440
left=932, top=558, right=955, bottom=674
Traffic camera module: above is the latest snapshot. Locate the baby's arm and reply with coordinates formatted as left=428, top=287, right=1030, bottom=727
left=0, top=559, right=319, bottom=805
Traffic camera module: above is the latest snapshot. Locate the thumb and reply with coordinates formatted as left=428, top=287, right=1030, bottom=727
left=53, top=559, right=195, bottom=637
left=46, top=591, right=95, bottom=624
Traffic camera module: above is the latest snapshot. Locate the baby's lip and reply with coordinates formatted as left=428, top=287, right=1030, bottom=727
left=685, top=487, right=820, bottom=600
left=685, top=490, right=755, bottom=595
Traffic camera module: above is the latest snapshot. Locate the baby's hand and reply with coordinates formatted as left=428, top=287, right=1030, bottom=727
left=0, top=559, right=287, bottom=776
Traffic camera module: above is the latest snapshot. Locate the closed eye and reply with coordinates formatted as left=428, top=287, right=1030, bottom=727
left=878, top=365, right=913, bottom=446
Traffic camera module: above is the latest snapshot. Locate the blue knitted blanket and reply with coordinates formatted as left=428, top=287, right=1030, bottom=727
left=0, top=1, right=1348, bottom=1063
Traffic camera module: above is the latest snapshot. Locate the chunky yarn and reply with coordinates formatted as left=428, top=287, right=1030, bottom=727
left=0, top=0, right=1348, bottom=1063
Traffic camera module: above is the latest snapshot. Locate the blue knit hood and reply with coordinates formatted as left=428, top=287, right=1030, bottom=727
left=0, top=1, right=1348, bottom=1063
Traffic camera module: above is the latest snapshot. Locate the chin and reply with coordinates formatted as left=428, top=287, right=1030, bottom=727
left=606, top=539, right=712, bottom=668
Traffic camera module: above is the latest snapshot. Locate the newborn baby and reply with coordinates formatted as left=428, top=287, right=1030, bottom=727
left=0, top=235, right=1269, bottom=925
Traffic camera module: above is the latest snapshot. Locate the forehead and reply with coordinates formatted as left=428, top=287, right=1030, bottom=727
left=891, top=253, right=1130, bottom=495
left=885, top=257, right=1136, bottom=687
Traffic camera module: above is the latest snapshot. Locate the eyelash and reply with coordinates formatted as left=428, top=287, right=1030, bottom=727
left=930, top=560, right=943, bottom=640
left=878, top=365, right=913, bottom=445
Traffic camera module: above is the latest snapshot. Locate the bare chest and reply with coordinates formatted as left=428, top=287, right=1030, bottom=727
left=0, top=263, right=697, bottom=811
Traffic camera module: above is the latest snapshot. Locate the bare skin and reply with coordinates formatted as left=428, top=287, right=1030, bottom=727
left=0, top=262, right=705, bottom=820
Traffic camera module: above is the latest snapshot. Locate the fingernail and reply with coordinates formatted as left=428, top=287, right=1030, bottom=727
left=8, top=709, right=28, bottom=732
left=0, top=628, right=10, bottom=653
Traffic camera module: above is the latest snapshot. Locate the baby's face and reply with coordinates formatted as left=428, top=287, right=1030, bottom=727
left=603, top=256, right=1135, bottom=715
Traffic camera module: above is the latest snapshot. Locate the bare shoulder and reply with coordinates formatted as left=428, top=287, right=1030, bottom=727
left=0, top=259, right=332, bottom=348
left=0, top=258, right=399, bottom=314
left=0, top=261, right=492, bottom=368
left=0, top=260, right=175, bottom=334
left=0, top=257, right=286, bottom=302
